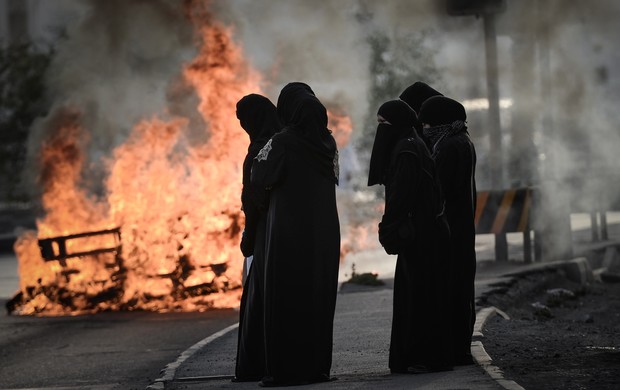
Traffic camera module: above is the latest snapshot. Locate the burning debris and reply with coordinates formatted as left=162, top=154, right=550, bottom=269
left=8, top=229, right=125, bottom=315
left=8, top=223, right=241, bottom=316
left=38, top=227, right=122, bottom=265
left=9, top=1, right=259, bottom=316
left=8, top=1, right=363, bottom=317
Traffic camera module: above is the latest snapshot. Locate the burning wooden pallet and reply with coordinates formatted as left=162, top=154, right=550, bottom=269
left=38, top=227, right=122, bottom=265
left=7, top=226, right=241, bottom=316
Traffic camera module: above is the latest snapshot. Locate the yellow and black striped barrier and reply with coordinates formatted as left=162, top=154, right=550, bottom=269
left=475, top=188, right=532, bottom=234
left=475, top=187, right=533, bottom=262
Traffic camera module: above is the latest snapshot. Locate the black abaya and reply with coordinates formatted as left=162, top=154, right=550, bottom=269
left=381, top=137, right=453, bottom=372
left=369, top=99, right=452, bottom=373
left=234, top=94, right=280, bottom=381
left=419, top=96, right=478, bottom=365
left=251, top=85, right=340, bottom=386
left=434, top=131, right=477, bottom=364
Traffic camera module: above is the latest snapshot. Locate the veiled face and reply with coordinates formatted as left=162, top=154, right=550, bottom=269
left=377, top=114, right=390, bottom=125
left=276, top=82, right=316, bottom=126
left=236, top=94, right=264, bottom=134
left=376, top=100, right=416, bottom=129
left=368, top=101, right=417, bottom=187
left=235, top=93, right=278, bottom=141
left=236, top=110, right=249, bottom=132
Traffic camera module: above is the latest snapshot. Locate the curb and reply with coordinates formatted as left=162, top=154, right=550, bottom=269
left=146, top=322, right=239, bottom=390
left=593, top=245, right=620, bottom=281
left=471, top=307, right=524, bottom=390
left=503, top=257, right=593, bottom=284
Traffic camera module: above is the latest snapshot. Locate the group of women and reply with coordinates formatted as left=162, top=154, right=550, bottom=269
left=233, top=81, right=477, bottom=386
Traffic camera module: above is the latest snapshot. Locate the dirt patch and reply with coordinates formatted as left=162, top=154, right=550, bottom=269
left=480, top=269, right=620, bottom=389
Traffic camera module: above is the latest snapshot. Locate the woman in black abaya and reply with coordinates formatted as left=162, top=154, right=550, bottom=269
left=251, top=82, right=340, bottom=387
left=368, top=100, right=453, bottom=374
left=418, top=96, right=477, bottom=366
left=234, top=93, right=281, bottom=382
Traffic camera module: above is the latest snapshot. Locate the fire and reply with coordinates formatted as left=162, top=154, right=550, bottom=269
left=10, top=2, right=262, bottom=315
left=327, top=106, right=381, bottom=261
left=9, top=2, right=372, bottom=317
left=327, top=107, right=354, bottom=149
left=36, top=109, right=112, bottom=238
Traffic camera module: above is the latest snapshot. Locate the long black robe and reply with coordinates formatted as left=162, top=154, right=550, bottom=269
left=434, top=130, right=477, bottom=363
left=235, top=94, right=280, bottom=381
left=381, top=136, right=453, bottom=372
left=251, top=99, right=340, bottom=384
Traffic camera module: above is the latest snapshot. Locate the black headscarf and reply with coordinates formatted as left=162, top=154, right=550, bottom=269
left=237, top=94, right=280, bottom=143
left=418, top=95, right=468, bottom=156
left=236, top=93, right=281, bottom=185
left=276, top=82, right=338, bottom=183
left=399, top=81, right=444, bottom=115
left=276, top=82, right=316, bottom=112
left=418, top=95, right=466, bottom=126
left=368, top=100, right=417, bottom=186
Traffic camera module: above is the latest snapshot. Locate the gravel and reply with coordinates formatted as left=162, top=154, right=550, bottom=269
left=480, top=269, right=620, bottom=390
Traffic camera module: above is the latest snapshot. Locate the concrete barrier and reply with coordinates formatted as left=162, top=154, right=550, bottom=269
left=475, top=187, right=533, bottom=262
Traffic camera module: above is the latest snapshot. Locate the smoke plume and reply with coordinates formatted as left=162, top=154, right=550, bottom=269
left=26, top=0, right=197, bottom=196
left=25, top=0, right=620, bottom=216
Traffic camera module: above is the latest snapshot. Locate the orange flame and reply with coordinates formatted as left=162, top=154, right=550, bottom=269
left=12, top=2, right=262, bottom=315
left=327, top=107, right=353, bottom=149
left=37, top=109, right=112, bottom=237
left=10, top=1, right=373, bottom=316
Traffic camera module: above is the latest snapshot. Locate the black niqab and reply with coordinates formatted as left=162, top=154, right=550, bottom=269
left=236, top=94, right=281, bottom=187
left=368, top=100, right=417, bottom=186
left=237, top=93, right=281, bottom=144
left=399, top=82, right=444, bottom=114
left=276, top=82, right=338, bottom=183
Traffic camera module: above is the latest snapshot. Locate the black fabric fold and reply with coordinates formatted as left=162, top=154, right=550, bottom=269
left=276, top=82, right=338, bottom=184
left=368, top=100, right=417, bottom=186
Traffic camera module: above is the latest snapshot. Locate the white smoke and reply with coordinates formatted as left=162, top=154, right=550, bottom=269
left=210, top=0, right=476, bottom=134
left=527, top=1, right=620, bottom=211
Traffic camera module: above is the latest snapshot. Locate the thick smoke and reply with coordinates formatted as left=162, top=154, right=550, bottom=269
left=508, top=1, right=620, bottom=211
left=24, top=0, right=620, bottom=223
left=211, top=0, right=371, bottom=139
left=26, top=0, right=197, bottom=196
left=25, top=0, right=476, bottom=193
left=210, top=0, right=471, bottom=138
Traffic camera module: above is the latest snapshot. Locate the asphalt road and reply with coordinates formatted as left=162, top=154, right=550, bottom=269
left=1, top=248, right=240, bottom=390
left=0, top=297, right=238, bottom=390
left=1, top=212, right=618, bottom=389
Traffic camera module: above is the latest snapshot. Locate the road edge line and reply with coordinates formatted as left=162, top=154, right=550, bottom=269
left=146, top=322, right=239, bottom=389
left=471, top=307, right=524, bottom=390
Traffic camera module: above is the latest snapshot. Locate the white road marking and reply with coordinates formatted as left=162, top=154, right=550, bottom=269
left=146, top=322, right=239, bottom=389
